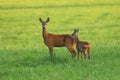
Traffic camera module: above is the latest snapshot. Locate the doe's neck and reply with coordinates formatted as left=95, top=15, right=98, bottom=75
left=42, top=28, right=48, bottom=38
left=42, top=28, right=48, bottom=33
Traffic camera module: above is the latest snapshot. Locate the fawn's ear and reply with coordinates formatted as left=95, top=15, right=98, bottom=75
left=74, top=28, right=77, bottom=32
left=77, top=28, right=79, bottom=32
left=39, top=17, right=42, bottom=22
left=46, top=17, right=50, bottom=23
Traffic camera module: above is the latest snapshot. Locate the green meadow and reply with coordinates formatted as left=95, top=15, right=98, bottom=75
left=0, top=0, right=120, bottom=80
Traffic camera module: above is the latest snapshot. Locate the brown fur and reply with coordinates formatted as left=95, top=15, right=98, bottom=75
left=39, top=17, right=76, bottom=60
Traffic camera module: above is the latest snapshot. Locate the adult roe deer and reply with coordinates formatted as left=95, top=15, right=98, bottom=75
left=39, top=17, right=76, bottom=60
left=70, top=28, right=90, bottom=60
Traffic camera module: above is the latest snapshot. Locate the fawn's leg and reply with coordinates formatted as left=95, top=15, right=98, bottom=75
left=66, top=45, right=76, bottom=58
left=81, top=51, right=84, bottom=61
left=78, top=51, right=80, bottom=60
left=83, top=49, right=86, bottom=60
left=87, top=47, right=90, bottom=60
left=48, top=46, right=54, bottom=60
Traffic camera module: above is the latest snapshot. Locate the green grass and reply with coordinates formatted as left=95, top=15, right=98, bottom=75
left=0, top=0, right=120, bottom=80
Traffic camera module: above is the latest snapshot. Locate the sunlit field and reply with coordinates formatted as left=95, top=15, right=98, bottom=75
left=0, top=0, right=120, bottom=80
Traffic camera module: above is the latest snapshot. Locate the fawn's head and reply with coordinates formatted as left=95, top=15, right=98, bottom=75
left=39, top=17, right=50, bottom=29
left=70, top=28, right=79, bottom=39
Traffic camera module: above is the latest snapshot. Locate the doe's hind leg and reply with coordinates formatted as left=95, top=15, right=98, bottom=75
left=66, top=44, right=76, bottom=58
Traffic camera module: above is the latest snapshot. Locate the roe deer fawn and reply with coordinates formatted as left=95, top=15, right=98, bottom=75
left=39, top=17, right=76, bottom=60
left=70, top=28, right=90, bottom=60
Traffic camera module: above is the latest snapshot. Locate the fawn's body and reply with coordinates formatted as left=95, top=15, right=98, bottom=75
left=40, top=17, right=76, bottom=60
left=70, top=29, right=90, bottom=60
left=75, top=38, right=90, bottom=60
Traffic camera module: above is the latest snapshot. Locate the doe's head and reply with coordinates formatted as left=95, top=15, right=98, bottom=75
left=39, top=17, right=50, bottom=29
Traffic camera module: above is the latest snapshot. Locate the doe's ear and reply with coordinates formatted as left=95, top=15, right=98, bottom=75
left=46, top=17, right=50, bottom=23
left=39, top=17, right=42, bottom=22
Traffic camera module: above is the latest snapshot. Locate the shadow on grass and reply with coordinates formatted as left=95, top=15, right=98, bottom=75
left=16, top=56, right=73, bottom=67
left=0, top=49, right=75, bottom=67
left=41, top=56, right=72, bottom=63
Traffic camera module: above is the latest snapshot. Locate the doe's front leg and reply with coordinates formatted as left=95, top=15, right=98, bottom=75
left=48, top=46, right=54, bottom=60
